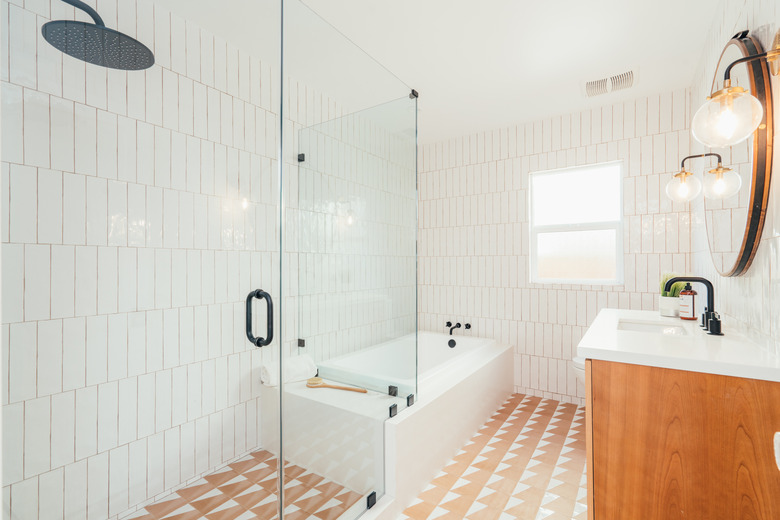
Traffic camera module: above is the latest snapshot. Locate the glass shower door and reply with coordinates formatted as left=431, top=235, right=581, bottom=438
left=278, top=1, right=418, bottom=518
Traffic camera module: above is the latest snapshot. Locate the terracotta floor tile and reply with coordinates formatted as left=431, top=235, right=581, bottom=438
left=250, top=502, right=280, bottom=519
left=218, top=479, right=255, bottom=498
left=204, top=504, right=250, bottom=520
left=190, top=493, right=232, bottom=515
left=333, top=490, right=362, bottom=508
left=311, top=504, right=347, bottom=520
left=145, top=498, right=189, bottom=519
left=163, top=511, right=207, bottom=520
left=403, top=394, right=588, bottom=520
left=204, top=470, right=240, bottom=487
left=233, top=489, right=273, bottom=510
left=403, top=500, right=438, bottom=519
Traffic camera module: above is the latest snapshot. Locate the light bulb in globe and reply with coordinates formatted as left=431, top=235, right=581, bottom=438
left=665, top=171, right=701, bottom=203
left=691, top=81, right=763, bottom=148
left=703, top=166, right=742, bottom=199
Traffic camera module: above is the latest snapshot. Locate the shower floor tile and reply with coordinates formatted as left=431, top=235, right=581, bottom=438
left=128, top=450, right=361, bottom=520
left=401, top=394, right=588, bottom=520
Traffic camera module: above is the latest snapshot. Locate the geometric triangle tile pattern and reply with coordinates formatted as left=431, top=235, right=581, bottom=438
left=128, top=450, right=361, bottom=520
left=401, top=394, right=587, bottom=520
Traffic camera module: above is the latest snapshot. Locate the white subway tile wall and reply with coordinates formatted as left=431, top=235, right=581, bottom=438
left=294, top=102, right=417, bottom=363
left=690, top=0, right=780, bottom=360
left=0, top=0, right=282, bottom=518
left=419, top=90, right=693, bottom=405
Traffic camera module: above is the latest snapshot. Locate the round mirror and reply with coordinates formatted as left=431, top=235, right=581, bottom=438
left=703, top=33, right=773, bottom=276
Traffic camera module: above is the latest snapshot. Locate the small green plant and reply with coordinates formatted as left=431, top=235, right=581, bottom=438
left=660, top=273, right=686, bottom=297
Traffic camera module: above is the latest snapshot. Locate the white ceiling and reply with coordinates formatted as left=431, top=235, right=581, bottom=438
left=303, top=0, right=719, bottom=144
left=154, top=0, right=719, bottom=144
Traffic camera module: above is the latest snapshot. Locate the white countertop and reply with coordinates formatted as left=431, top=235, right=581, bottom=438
left=577, top=309, right=780, bottom=382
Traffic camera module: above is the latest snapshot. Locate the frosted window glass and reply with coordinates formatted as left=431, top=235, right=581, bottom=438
left=536, top=229, right=617, bottom=281
left=531, top=163, right=621, bottom=226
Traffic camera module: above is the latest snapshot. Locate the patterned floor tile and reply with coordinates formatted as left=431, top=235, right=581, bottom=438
left=135, top=450, right=362, bottom=520
left=403, top=394, right=587, bottom=520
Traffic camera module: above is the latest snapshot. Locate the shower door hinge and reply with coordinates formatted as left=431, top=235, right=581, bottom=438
left=407, top=394, right=415, bottom=407
left=388, top=385, right=398, bottom=397
left=409, top=89, right=419, bottom=99
left=389, top=403, right=397, bottom=418
left=367, top=491, right=377, bottom=509
left=297, top=338, right=306, bottom=348
left=297, top=153, right=305, bottom=162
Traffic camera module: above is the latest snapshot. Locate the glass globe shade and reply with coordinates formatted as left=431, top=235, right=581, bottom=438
left=691, top=87, right=763, bottom=148
left=665, top=173, right=702, bottom=203
left=703, top=169, right=742, bottom=199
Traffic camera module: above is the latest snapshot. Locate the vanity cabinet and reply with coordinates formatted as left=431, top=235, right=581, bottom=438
left=586, top=359, right=780, bottom=520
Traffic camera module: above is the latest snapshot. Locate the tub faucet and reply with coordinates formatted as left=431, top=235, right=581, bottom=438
left=663, top=276, right=721, bottom=334
left=446, top=321, right=461, bottom=335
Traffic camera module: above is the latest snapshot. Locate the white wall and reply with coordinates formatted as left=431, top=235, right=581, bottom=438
left=1, top=0, right=279, bottom=517
left=418, top=89, right=694, bottom=405
left=292, top=101, right=417, bottom=364
left=690, top=0, right=780, bottom=359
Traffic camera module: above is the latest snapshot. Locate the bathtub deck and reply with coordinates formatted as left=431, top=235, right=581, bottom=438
left=283, top=378, right=409, bottom=419
left=400, top=394, right=587, bottom=520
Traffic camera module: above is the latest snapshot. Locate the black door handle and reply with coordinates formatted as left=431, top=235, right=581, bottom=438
left=246, top=289, right=273, bottom=347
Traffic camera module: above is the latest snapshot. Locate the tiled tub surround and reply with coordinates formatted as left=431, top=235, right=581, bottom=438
left=0, top=0, right=283, bottom=518
left=419, top=89, right=694, bottom=404
left=690, top=0, right=780, bottom=359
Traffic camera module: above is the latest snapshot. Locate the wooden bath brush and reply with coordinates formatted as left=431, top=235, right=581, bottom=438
left=306, top=377, right=367, bottom=393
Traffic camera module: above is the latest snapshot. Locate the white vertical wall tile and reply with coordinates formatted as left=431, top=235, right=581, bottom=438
left=24, top=396, right=51, bottom=477
left=37, top=320, right=62, bottom=396
left=37, top=169, right=62, bottom=244
left=64, top=459, right=87, bottom=519
left=24, top=244, right=50, bottom=321
left=51, top=391, right=75, bottom=468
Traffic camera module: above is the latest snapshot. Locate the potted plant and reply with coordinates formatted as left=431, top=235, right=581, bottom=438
left=659, top=273, right=686, bottom=317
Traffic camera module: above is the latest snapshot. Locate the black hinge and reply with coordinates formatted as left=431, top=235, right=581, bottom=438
left=367, top=491, right=377, bottom=509
left=407, top=394, right=415, bottom=407
left=388, top=385, right=398, bottom=397
left=297, top=153, right=305, bottom=162
left=409, top=89, right=419, bottom=99
left=389, top=404, right=397, bottom=418
left=297, top=338, right=305, bottom=348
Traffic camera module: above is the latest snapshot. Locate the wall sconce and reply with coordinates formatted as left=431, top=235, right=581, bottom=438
left=691, top=29, right=780, bottom=148
left=665, top=153, right=741, bottom=202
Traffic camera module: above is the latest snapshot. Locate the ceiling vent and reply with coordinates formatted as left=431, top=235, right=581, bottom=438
left=584, top=70, right=636, bottom=98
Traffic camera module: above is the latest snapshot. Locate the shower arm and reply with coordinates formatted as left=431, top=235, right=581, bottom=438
left=59, top=0, right=105, bottom=26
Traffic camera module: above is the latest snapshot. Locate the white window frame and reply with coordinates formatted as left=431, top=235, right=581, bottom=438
left=529, top=161, right=624, bottom=285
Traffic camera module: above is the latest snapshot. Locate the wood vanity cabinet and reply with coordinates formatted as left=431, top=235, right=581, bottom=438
left=585, top=359, right=780, bottom=520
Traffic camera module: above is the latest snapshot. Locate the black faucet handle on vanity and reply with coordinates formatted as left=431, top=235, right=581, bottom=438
left=663, top=277, right=721, bottom=335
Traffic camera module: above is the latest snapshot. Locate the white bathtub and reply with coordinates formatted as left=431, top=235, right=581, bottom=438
left=316, top=331, right=496, bottom=396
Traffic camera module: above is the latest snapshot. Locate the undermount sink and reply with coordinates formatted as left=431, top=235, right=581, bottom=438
left=617, top=319, right=688, bottom=336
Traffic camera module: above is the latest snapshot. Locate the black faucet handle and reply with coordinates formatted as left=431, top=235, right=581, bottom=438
left=465, top=323, right=471, bottom=330
left=446, top=321, right=452, bottom=328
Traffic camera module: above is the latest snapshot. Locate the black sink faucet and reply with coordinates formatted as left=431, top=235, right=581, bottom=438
left=663, top=277, right=722, bottom=335
left=446, top=321, right=461, bottom=335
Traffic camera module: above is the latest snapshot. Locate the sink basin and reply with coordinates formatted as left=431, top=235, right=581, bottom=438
left=617, top=319, right=687, bottom=336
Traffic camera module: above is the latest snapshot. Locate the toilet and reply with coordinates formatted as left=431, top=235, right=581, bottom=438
left=571, top=356, right=586, bottom=390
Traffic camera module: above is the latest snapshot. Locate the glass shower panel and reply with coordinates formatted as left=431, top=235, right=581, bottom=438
left=280, top=1, right=418, bottom=518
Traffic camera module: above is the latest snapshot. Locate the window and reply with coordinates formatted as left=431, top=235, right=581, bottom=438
left=529, top=162, right=623, bottom=284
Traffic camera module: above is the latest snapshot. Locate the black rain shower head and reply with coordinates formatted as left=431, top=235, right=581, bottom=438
left=42, top=0, right=154, bottom=71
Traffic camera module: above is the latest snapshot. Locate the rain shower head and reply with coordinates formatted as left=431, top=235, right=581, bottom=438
left=42, top=0, right=154, bottom=71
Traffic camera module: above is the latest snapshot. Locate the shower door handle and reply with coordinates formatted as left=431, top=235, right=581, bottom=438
left=246, top=290, right=273, bottom=347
